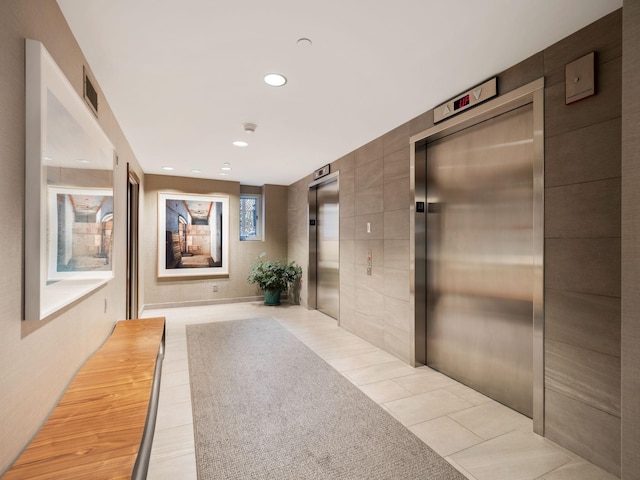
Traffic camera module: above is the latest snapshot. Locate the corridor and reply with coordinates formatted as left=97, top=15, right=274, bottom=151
left=144, top=303, right=615, bottom=480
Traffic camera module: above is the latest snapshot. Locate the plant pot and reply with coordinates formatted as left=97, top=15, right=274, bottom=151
left=264, top=290, right=281, bottom=306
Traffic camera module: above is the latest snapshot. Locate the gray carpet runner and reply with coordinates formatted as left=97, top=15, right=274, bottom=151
left=186, top=317, right=466, bottom=479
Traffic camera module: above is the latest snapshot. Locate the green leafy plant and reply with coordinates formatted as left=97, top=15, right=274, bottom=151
left=247, top=253, right=302, bottom=294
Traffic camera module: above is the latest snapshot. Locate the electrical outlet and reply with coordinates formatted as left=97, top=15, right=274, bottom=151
left=212, top=284, right=218, bottom=293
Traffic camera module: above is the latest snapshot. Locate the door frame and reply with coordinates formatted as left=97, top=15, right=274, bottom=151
left=126, top=165, right=140, bottom=319
left=410, top=77, right=545, bottom=434
left=308, top=171, right=340, bottom=322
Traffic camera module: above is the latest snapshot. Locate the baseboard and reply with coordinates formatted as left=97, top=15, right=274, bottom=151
left=141, top=295, right=292, bottom=312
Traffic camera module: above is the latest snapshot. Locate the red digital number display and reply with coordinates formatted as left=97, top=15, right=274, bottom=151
left=454, top=94, right=470, bottom=110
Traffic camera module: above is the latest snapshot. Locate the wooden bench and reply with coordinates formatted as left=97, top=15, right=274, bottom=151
left=3, top=318, right=166, bottom=480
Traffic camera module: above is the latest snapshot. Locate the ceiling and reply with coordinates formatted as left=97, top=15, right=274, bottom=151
left=56, top=0, right=622, bottom=186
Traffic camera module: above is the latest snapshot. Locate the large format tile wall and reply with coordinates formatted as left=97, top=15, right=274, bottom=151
left=541, top=10, right=622, bottom=476
left=288, top=9, right=623, bottom=477
left=621, top=1, right=640, bottom=479
left=288, top=131, right=415, bottom=364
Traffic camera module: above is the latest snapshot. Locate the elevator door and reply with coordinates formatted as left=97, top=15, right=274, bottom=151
left=426, top=104, right=534, bottom=417
left=316, top=180, right=339, bottom=319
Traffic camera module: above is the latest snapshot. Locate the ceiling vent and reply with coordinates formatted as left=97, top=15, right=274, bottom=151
left=83, top=66, right=98, bottom=117
left=243, top=122, right=257, bottom=134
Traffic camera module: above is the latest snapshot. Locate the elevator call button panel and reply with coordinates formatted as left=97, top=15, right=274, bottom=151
left=434, top=77, right=497, bottom=123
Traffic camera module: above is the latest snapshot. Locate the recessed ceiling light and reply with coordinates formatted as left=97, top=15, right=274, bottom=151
left=191, top=169, right=202, bottom=174
left=161, top=166, right=174, bottom=171
left=233, top=140, right=248, bottom=147
left=264, top=73, right=287, bottom=87
left=221, top=166, right=232, bottom=171
left=76, top=159, right=91, bottom=164
left=219, top=172, right=229, bottom=176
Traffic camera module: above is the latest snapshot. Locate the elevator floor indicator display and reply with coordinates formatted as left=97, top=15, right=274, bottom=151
left=434, top=77, right=497, bottom=123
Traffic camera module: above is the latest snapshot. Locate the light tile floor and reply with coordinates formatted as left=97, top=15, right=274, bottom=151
left=144, top=303, right=618, bottom=480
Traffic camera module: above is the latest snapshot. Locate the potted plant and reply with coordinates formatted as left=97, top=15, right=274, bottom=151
left=247, top=253, right=302, bottom=305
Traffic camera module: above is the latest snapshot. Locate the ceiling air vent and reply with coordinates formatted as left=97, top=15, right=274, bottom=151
left=83, top=66, right=98, bottom=116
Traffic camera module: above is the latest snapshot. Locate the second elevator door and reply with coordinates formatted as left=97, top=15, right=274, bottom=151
left=316, top=180, right=339, bottom=319
left=426, top=104, right=535, bottom=417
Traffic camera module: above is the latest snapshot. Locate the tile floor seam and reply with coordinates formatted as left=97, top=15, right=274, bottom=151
left=339, top=358, right=408, bottom=372
left=144, top=303, right=615, bottom=480
left=443, top=414, right=488, bottom=442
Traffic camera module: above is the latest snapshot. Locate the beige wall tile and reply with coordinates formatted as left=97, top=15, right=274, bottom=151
left=339, top=261, right=355, bottom=288
left=384, top=268, right=411, bottom=302
left=409, top=110, right=434, bottom=138
left=545, top=118, right=621, bottom=188
left=384, top=240, right=410, bottom=270
left=384, top=296, right=411, bottom=334
left=383, top=322, right=411, bottom=364
left=355, top=212, right=384, bottom=240
left=340, top=169, right=355, bottom=195
left=545, top=389, right=621, bottom=477
left=383, top=123, right=410, bottom=156
left=339, top=305, right=357, bottom=333
left=497, top=52, right=544, bottom=95
left=545, top=289, right=620, bottom=357
left=545, top=179, right=620, bottom=239
left=340, top=192, right=355, bottom=217
left=340, top=216, right=355, bottom=240
left=383, top=148, right=410, bottom=184
left=354, top=137, right=384, bottom=168
left=355, top=239, right=384, bottom=267
left=546, top=339, right=621, bottom=416
left=621, top=3, right=640, bottom=476
left=354, top=312, right=385, bottom=349
left=340, top=240, right=355, bottom=265
left=340, top=284, right=356, bottom=331
left=384, top=177, right=410, bottom=212
left=384, top=210, right=409, bottom=240
left=355, top=157, right=384, bottom=191
left=354, top=184, right=384, bottom=216
left=338, top=152, right=355, bottom=173
left=355, top=266, right=385, bottom=297
left=545, top=238, right=621, bottom=297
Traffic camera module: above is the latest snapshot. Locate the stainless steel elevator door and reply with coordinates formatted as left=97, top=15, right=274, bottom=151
left=426, top=104, right=534, bottom=417
left=316, top=180, right=339, bottom=319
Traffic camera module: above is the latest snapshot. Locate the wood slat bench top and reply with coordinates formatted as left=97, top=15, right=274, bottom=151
left=3, top=317, right=165, bottom=480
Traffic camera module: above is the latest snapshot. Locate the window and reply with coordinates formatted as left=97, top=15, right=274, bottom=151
left=240, top=193, right=262, bottom=240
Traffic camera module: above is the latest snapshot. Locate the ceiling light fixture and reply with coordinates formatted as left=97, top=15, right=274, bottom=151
left=233, top=140, right=248, bottom=147
left=219, top=172, right=229, bottom=176
left=161, top=166, right=174, bottom=171
left=76, top=159, right=91, bottom=164
left=191, top=169, right=202, bottom=174
left=264, top=73, right=287, bottom=87
left=242, top=122, right=257, bottom=134
left=221, top=166, right=232, bottom=171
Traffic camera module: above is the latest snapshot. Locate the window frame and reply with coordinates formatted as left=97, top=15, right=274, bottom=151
left=239, top=192, right=263, bottom=241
